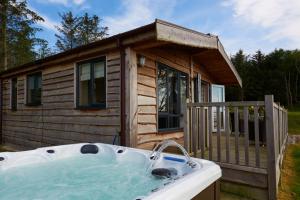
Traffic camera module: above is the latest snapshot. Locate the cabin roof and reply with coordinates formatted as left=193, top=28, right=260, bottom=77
left=0, top=19, right=242, bottom=86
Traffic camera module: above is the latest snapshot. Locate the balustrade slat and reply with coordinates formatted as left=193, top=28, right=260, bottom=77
left=183, top=104, right=189, bottom=152
left=208, top=106, right=213, bottom=160
left=278, top=109, right=281, bottom=152
left=225, top=106, right=230, bottom=163
left=234, top=107, right=239, bottom=164
left=217, top=106, right=221, bottom=162
left=243, top=107, right=249, bottom=166
left=192, top=107, right=197, bottom=157
left=200, top=107, right=205, bottom=158
left=254, top=106, right=260, bottom=167
left=189, top=107, right=193, bottom=153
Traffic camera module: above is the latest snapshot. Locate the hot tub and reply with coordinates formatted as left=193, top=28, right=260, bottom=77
left=0, top=142, right=221, bottom=200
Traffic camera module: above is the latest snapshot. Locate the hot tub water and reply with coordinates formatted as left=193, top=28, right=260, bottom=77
left=0, top=142, right=221, bottom=200
left=0, top=154, right=168, bottom=200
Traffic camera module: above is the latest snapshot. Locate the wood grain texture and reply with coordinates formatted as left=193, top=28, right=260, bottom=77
left=125, top=48, right=138, bottom=147
left=2, top=52, right=121, bottom=149
left=135, top=46, right=216, bottom=150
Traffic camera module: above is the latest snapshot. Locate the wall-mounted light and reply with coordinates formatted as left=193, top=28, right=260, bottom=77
left=137, top=55, right=145, bottom=67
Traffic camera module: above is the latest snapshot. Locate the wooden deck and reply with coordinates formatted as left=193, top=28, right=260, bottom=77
left=183, top=95, right=288, bottom=200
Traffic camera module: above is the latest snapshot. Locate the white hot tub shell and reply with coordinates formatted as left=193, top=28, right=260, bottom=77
left=0, top=143, right=221, bottom=200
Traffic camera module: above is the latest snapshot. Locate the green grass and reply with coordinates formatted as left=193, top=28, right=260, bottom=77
left=279, top=143, right=300, bottom=200
left=288, top=105, right=300, bottom=135
left=292, top=144, right=300, bottom=199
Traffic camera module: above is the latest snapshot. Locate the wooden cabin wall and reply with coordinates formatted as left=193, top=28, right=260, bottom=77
left=136, top=47, right=215, bottom=150
left=1, top=51, right=121, bottom=150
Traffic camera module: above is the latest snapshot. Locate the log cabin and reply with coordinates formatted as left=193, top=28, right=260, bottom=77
left=0, top=19, right=241, bottom=150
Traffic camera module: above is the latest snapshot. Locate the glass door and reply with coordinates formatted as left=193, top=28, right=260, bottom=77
left=211, top=84, right=225, bottom=132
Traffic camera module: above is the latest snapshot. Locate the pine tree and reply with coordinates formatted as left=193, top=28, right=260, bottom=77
left=55, top=11, right=108, bottom=51
left=0, top=0, right=8, bottom=70
left=36, top=39, right=53, bottom=59
left=225, top=50, right=249, bottom=101
left=77, top=13, right=108, bottom=46
left=0, top=0, right=44, bottom=70
left=55, top=11, right=80, bottom=51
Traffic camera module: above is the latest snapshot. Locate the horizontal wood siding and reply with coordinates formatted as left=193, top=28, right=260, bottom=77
left=136, top=47, right=214, bottom=150
left=2, top=51, right=121, bottom=149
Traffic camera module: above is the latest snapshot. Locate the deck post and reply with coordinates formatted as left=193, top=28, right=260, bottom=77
left=183, top=102, right=190, bottom=152
left=265, top=95, right=277, bottom=200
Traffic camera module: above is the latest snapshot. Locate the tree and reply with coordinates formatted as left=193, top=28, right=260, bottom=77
left=36, top=39, right=53, bottom=59
left=227, top=49, right=300, bottom=106
left=55, top=11, right=80, bottom=51
left=225, top=50, right=249, bottom=101
left=55, top=11, right=108, bottom=51
left=0, top=0, right=8, bottom=70
left=0, top=0, right=44, bottom=70
left=77, top=13, right=108, bottom=46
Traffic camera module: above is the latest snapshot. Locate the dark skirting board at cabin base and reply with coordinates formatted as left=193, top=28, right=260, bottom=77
left=192, top=181, right=220, bottom=200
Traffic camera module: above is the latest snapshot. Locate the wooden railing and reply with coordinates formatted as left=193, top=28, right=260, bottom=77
left=183, top=95, right=288, bottom=200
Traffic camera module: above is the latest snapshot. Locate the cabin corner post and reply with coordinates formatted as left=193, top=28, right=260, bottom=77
left=124, top=47, right=138, bottom=147
left=265, top=95, right=277, bottom=200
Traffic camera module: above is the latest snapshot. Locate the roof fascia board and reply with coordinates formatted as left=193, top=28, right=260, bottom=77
left=155, top=20, right=218, bottom=49
left=155, top=20, right=242, bottom=87
left=217, top=39, right=242, bottom=87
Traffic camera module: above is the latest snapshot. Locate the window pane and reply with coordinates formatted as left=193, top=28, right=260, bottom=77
left=169, top=116, right=179, bottom=128
left=193, top=78, right=198, bottom=103
left=201, top=82, right=209, bottom=103
left=11, top=78, right=17, bottom=110
left=93, top=61, right=105, bottom=104
left=27, top=73, right=41, bottom=105
left=180, top=74, right=187, bottom=106
left=158, top=63, right=188, bottom=130
left=79, top=63, right=90, bottom=106
left=168, top=70, right=179, bottom=114
left=158, top=67, right=167, bottom=112
left=158, top=116, right=168, bottom=129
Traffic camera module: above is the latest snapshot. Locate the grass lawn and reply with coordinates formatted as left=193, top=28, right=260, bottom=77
left=288, top=105, right=300, bottom=135
left=292, top=145, right=300, bottom=199
left=279, top=143, right=300, bottom=200
left=278, top=104, right=300, bottom=199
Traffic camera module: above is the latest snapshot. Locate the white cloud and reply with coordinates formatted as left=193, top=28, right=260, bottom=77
left=103, top=0, right=177, bottom=35
left=37, top=14, right=59, bottom=33
left=223, top=0, right=300, bottom=47
left=72, top=0, right=85, bottom=5
left=28, top=6, right=59, bottom=32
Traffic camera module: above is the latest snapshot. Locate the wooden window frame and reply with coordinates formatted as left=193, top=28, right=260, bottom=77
left=157, top=62, right=188, bottom=132
left=10, top=77, right=18, bottom=111
left=76, top=56, right=107, bottom=109
left=26, top=72, right=42, bottom=106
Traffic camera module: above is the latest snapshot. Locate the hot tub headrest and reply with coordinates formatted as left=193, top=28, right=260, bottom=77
left=80, top=144, right=99, bottom=154
left=151, top=168, right=178, bottom=179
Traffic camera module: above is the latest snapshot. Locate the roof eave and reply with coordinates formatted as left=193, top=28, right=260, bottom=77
left=155, top=19, right=242, bottom=87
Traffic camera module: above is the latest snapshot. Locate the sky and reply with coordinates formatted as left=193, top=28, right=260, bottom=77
left=28, top=0, right=300, bottom=55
